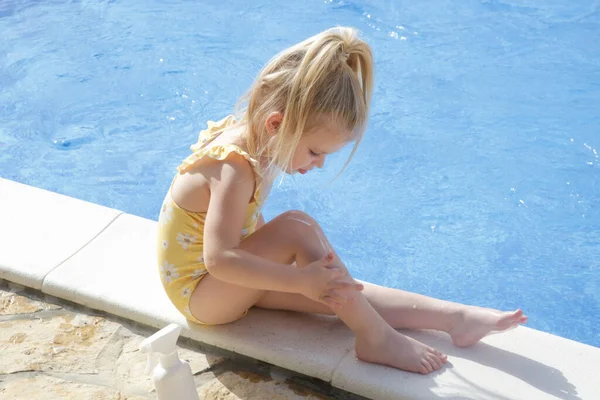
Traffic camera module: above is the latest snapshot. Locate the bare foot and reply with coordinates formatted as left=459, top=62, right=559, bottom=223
left=448, top=307, right=528, bottom=347
left=355, top=326, right=448, bottom=374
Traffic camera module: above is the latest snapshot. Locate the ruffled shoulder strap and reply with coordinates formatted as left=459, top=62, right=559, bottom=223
left=177, top=116, right=263, bottom=203
left=191, top=115, right=235, bottom=150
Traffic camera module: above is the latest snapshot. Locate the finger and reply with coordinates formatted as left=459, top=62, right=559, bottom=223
left=342, top=279, right=364, bottom=290
left=332, top=276, right=363, bottom=291
left=323, top=289, right=349, bottom=304
left=324, top=262, right=346, bottom=272
left=333, top=292, right=353, bottom=305
left=321, top=295, right=343, bottom=309
left=330, top=275, right=362, bottom=287
left=324, top=262, right=342, bottom=270
left=319, top=252, right=334, bottom=266
left=331, top=280, right=364, bottom=292
left=328, top=268, right=347, bottom=279
left=331, top=280, right=352, bottom=289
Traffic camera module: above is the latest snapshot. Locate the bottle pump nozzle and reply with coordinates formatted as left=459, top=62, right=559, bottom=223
left=138, top=323, right=199, bottom=400
left=139, top=323, right=182, bottom=374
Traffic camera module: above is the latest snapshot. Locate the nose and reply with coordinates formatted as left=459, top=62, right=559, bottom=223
left=315, top=154, right=326, bottom=169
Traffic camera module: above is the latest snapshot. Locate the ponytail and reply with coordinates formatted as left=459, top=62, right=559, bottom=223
left=237, top=27, right=374, bottom=175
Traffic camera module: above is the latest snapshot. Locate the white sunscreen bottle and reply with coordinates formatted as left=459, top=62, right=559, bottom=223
left=139, top=323, right=200, bottom=400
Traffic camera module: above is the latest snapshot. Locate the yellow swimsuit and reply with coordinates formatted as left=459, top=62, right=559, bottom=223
left=156, top=116, right=264, bottom=324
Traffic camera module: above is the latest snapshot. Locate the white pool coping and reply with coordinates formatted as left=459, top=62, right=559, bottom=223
left=1, top=177, right=598, bottom=399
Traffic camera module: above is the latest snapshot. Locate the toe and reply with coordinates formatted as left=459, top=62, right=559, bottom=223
left=421, top=359, right=434, bottom=374
left=432, top=348, right=447, bottom=362
left=497, top=310, right=525, bottom=329
left=428, top=354, right=442, bottom=370
left=511, top=310, right=527, bottom=323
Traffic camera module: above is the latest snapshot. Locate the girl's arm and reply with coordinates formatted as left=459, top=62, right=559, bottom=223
left=201, top=154, right=301, bottom=293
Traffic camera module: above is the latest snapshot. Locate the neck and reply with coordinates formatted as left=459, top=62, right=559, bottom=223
left=239, top=125, right=279, bottom=173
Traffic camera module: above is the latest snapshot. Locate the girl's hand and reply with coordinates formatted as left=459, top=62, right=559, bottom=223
left=297, top=253, right=364, bottom=308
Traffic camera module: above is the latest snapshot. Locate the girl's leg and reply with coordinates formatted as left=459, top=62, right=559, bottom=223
left=347, top=282, right=527, bottom=347
left=251, top=211, right=526, bottom=347
left=190, top=210, right=446, bottom=374
left=257, top=282, right=527, bottom=348
left=190, top=210, right=526, bottom=373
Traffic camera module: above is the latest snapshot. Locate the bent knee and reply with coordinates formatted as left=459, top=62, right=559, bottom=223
left=278, top=210, right=319, bottom=227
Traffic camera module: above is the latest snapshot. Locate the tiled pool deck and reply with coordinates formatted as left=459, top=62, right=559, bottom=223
left=1, top=177, right=598, bottom=399
left=0, top=280, right=364, bottom=399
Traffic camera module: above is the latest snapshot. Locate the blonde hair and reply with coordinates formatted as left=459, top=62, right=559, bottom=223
left=235, top=26, right=374, bottom=176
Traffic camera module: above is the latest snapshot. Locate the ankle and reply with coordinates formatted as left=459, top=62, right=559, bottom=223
left=445, top=308, right=467, bottom=334
left=355, top=320, right=390, bottom=344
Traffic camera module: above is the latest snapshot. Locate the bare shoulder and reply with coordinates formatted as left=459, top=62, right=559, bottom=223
left=171, top=151, right=255, bottom=213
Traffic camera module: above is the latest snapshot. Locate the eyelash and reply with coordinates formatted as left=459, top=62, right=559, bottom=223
left=309, top=150, right=319, bottom=156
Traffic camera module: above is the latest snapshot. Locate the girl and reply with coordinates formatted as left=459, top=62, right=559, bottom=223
left=157, top=27, right=527, bottom=375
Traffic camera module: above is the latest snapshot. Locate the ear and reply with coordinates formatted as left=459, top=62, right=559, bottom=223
left=265, top=111, right=283, bottom=135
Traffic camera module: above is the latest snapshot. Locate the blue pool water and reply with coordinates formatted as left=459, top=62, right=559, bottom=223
left=1, top=0, right=598, bottom=347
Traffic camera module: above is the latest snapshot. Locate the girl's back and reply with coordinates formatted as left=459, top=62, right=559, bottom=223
left=157, top=115, right=266, bottom=322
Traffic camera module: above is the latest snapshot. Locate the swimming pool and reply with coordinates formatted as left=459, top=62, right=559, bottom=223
left=1, top=0, right=598, bottom=347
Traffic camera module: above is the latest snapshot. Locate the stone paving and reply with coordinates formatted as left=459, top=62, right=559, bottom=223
left=0, top=280, right=366, bottom=400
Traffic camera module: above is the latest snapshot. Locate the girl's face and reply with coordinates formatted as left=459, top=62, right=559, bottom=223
left=263, top=112, right=354, bottom=174
left=289, top=120, right=352, bottom=175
